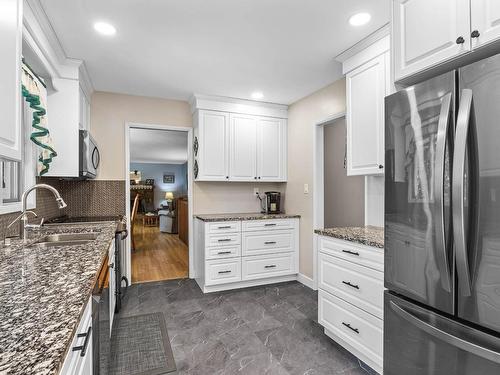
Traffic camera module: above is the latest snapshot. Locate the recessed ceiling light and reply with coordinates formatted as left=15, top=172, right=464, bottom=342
left=251, top=91, right=264, bottom=100
left=94, top=21, right=116, bottom=36
left=349, top=12, right=371, bottom=26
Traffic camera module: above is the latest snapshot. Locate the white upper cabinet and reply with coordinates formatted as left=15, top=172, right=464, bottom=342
left=346, top=53, right=387, bottom=176
left=196, top=110, right=229, bottom=181
left=44, top=78, right=80, bottom=177
left=79, top=87, right=90, bottom=131
left=393, top=0, right=500, bottom=82
left=0, top=0, right=22, bottom=161
left=229, top=114, right=257, bottom=181
left=393, top=0, right=470, bottom=81
left=191, top=95, right=288, bottom=182
left=338, top=33, right=390, bottom=176
left=257, top=117, right=286, bottom=181
left=471, top=0, right=500, bottom=49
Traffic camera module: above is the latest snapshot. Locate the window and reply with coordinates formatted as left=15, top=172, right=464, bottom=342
left=0, top=95, right=37, bottom=213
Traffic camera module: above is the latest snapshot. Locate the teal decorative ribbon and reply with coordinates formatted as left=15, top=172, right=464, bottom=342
left=21, top=84, right=57, bottom=175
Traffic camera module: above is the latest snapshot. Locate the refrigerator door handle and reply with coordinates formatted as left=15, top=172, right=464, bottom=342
left=434, top=92, right=452, bottom=292
left=453, top=89, right=473, bottom=296
left=390, top=300, right=500, bottom=364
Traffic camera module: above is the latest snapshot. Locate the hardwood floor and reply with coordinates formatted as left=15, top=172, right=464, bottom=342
left=131, top=224, right=188, bottom=284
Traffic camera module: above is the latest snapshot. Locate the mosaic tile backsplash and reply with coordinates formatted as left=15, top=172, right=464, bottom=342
left=0, top=178, right=125, bottom=239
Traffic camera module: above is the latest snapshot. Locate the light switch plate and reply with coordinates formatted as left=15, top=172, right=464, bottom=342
left=304, top=183, right=309, bottom=194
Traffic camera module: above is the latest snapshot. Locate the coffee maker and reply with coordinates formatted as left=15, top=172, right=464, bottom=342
left=259, top=191, right=282, bottom=214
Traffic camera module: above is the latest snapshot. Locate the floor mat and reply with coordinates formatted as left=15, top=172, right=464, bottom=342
left=109, top=312, right=176, bottom=375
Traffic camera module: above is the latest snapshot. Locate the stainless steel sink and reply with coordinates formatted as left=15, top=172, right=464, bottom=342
left=38, top=233, right=98, bottom=242
left=31, top=233, right=98, bottom=248
left=34, top=240, right=95, bottom=248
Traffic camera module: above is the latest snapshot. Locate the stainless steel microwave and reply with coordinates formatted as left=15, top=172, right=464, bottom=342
left=79, top=130, right=100, bottom=179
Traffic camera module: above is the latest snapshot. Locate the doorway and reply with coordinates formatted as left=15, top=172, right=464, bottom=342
left=312, top=112, right=364, bottom=288
left=125, top=124, right=193, bottom=284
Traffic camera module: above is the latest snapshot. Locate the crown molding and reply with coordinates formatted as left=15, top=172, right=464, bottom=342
left=79, top=62, right=94, bottom=101
left=189, top=94, right=288, bottom=118
left=335, top=23, right=390, bottom=64
left=24, top=0, right=94, bottom=95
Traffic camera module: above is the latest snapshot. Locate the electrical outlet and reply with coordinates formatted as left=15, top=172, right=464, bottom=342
left=254, top=187, right=259, bottom=196
left=304, top=183, right=309, bottom=194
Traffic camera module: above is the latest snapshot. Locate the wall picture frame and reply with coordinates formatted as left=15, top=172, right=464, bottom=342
left=163, top=173, right=175, bottom=183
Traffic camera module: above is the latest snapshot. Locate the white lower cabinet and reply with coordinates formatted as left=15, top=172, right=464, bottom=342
left=317, top=236, right=384, bottom=374
left=319, top=290, right=383, bottom=372
left=205, top=257, right=242, bottom=285
left=195, top=218, right=299, bottom=292
left=242, top=253, right=295, bottom=280
left=60, top=298, right=93, bottom=375
left=242, top=230, right=294, bottom=256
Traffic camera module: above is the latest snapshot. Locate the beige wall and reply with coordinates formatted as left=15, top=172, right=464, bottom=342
left=90, top=91, right=286, bottom=215
left=323, top=118, right=364, bottom=227
left=285, top=79, right=346, bottom=278
left=91, top=92, right=192, bottom=180
left=194, top=182, right=285, bottom=214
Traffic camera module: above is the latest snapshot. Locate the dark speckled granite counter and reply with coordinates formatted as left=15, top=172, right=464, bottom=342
left=195, top=213, right=300, bottom=222
left=314, top=226, right=384, bottom=248
left=0, top=221, right=120, bottom=375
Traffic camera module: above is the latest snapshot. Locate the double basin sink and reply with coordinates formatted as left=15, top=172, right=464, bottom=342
left=31, top=233, right=98, bottom=248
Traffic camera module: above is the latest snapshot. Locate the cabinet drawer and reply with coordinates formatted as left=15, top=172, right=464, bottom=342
left=208, top=221, right=241, bottom=234
left=206, top=245, right=241, bottom=260
left=60, top=298, right=92, bottom=375
left=242, top=230, right=293, bottom=256
left=242, top=253, right=295, bottom=281
left=205, top=258, right=241, bottom=285
left=318, top=236, right=383, bottom=272
left=242, top=219, right=294, bottom=232
left=319, top=290, right=382, bottom=369
left=319, top=252, right=384, bottom=318
left=207, top=232, right=241, bottom=247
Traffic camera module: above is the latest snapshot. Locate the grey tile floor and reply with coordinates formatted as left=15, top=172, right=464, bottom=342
left=116, top=279, right=377, bottom=375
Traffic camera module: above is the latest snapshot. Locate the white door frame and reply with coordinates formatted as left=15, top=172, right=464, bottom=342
left=124, top=122, right=194, bottom=283
left=312, top=112, right=346, bottom=290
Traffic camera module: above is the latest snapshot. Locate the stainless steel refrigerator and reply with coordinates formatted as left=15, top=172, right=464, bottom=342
left=384, top=53, right=500, bottom=374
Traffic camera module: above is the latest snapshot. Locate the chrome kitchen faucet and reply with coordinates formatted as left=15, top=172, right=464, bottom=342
left=8, top=184, right=67, bottom=243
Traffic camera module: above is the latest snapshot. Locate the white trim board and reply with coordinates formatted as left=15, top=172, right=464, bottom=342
left=297, top=273, right=315, bottom=290
left=312, top=111, right=346, bottom=290
left=190, top=94, right=288, bottom=119
left=335, top=23, right=390, bottom=65
left=124, top=122, right=195, bottom=283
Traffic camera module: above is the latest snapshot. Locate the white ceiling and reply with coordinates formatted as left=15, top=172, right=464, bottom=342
left=130, top=128, right=188, bottom=164
left=39, top=0, right=389, bottom=105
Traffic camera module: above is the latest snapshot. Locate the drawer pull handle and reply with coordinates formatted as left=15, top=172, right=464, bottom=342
left=218, top=239, right=232, bottom=242
left=217, top=251, right=232, bottom=255
left=264, top=223, right=277, bottom=226
left=218, top=226, right=232, bottom=229
left=72, top=326, right=92, bottom=357
left=342, top=250, right=360, bottom=256
left=218, top=270, right=232, bottom=274
left=265, top=265, right=277, bottom=269
left=264, top=241, right=277, bottom=245
left=342, top=322, right=359, bottom=334
left=342, top=281, right=360, bottom=290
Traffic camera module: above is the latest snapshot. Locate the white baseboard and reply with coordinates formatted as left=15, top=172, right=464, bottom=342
left=297, top=273, right=316, bottom=290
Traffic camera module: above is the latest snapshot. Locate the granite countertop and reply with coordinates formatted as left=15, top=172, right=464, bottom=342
left=0, top=220, right=120, bottom=375
left=314, top=226, right=384, bottom=248
left=195, top=212, right=301, bottom=222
